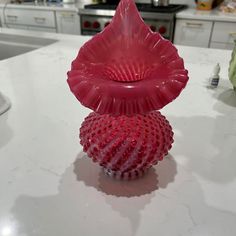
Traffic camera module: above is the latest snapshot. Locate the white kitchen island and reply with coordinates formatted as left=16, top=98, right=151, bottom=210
left=0, top=28, right=236, bottom=236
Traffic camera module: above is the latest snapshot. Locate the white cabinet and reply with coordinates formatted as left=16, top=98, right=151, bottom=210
left=56, top=11, right=80, bottom=35
left=210, top=22, right=236, bottom=50
left=174, top=13, right=236, bottom=50
left=174, top=19, right=213, bottom=48
left=1, top=8, right=56, bottom=33
left=0, top=7, right=80, bottom=35
left=4, top=9, right=55, bottom=28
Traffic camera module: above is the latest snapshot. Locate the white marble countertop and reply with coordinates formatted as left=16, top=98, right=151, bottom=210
left=0, top=27, right=236, bottom=236
left=0, top=2, right=81, bottom=11
left=176, top=7, right=236, bottom=22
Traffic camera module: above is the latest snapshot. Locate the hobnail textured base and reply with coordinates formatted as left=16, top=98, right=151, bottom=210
left=103, top=167, right=149, bottom=180
left=80, top=111, right=174, bottom=180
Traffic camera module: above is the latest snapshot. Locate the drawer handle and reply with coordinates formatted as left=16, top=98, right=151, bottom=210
left=62, top=13, right=74, bottom=18
left=185, top=22, right=203, bottom=27
left=6, top=15, right=18, bottom=19
left=34, top=17, right=46, bottom=23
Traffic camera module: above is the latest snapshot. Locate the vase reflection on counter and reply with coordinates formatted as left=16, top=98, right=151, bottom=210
left=0, top=92, right=11, bottom=116
left=67, top=0, right=188, bottom=180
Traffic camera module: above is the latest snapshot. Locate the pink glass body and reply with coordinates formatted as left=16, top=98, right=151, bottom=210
left=67, top=0, right=188, bottom=179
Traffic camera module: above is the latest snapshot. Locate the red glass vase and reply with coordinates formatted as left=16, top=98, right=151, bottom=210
left=67, top=0, right=188, bottom=179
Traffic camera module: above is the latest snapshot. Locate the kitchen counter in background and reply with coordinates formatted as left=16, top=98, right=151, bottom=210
left=0, top=2, right=80, bottom=12
left=2, top=3, right=236, bottom=21
left=0, top=28, right=236, bottom=236
left=1, top=3, right=236, bottom=49
left=174, top=8, right=236, bottom=49
left=1, top=3, right=236, bottom=21
left=0, top=3, right=81, bottom=35
left=176, top=7, right=236, bottom=22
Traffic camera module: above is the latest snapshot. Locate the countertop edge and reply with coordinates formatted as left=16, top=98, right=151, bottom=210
left=0, top=2, right=79, bottom=12
left=176, top=8, right=236, bottom=23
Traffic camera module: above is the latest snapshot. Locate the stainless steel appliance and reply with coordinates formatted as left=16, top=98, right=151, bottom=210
left=152, top=0, right=169, bottom=7
left=79, top=3, right=186, bottom=41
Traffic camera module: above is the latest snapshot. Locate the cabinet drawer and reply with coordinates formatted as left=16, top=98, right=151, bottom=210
left=174, top=19, right=213, bottom=48
left=211, top=22, right=236, bottom=44
left=4, top=9, right=55, bottom=28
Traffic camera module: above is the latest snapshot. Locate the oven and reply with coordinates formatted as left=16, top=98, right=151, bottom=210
left=79, top=3, right=187, bottom=42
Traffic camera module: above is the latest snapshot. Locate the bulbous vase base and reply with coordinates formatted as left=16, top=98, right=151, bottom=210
left=80, top=111, right=174, bottom=180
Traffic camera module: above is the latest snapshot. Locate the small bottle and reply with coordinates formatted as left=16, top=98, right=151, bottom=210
left=211, top=63, right=220, bottom=88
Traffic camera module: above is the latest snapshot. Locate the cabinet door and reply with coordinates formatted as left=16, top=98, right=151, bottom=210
left=56, top=11, right=80, bottom=35
left=174, top=19, right=213, bottom=48
left=211, top=22, right=236, bottom=44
